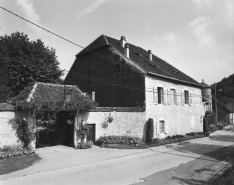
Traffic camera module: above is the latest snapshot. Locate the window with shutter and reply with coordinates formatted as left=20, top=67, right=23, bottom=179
left=157, top=87, right=163, bottom=104
left=184, top=90, right=189, bottom=104
left=159, top=120, right=165, bottom=133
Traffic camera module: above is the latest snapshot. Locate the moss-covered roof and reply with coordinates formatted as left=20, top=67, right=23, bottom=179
left=0, top=103, right=15, bottom=111
left=10, top=82, right=97, bottom=110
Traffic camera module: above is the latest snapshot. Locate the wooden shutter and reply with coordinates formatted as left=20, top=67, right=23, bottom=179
left=165, top=120, right=168, bottom=134
left=175, top=90, right=178, bottom=105
left=168, top=89, right=171, bottom=105
left=92, top=91, right=95, bottom=101
left=181, top=90, right=184, bottom=105
left=156, top=121, right=159, bottom=135
left=189, top=91, right=193, bottom=105
left=153, top=87, right=158, bottom=104
left=163, top=88, right=167, bottom=105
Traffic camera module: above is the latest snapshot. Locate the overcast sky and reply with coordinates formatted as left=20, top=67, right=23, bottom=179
left=0, top=0, right=233, bottom=85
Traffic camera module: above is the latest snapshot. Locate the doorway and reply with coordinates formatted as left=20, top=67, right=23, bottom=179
left=87, top=124, right=96, bottom=144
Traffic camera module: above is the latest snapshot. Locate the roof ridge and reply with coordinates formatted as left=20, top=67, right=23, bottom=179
left=102, top=34, right=109, bottom=45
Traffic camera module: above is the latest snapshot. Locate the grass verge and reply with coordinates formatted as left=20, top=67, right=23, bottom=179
left=209, top=159, right=234, bottom=185
left=0, top=155, right=41, bottom=175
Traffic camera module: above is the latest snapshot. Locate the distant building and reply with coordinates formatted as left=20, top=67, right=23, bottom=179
left=201, top=79, right=212, bottom=113
left=212, top=97, right=233, bottom=126
left=65, top=35, right=204, bottom=142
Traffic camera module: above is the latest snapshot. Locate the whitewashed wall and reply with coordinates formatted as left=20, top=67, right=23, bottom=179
left=78, top=111, right=146, bottom=141
left=0, top=111, right=18, bottom=147
left=145, top=76, right=204, bottom=138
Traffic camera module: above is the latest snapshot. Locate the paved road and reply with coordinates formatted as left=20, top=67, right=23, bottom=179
left=0, top=125, right=233, bottom=185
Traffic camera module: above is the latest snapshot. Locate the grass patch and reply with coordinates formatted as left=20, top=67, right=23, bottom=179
left=0, top=155, right=41, bottom=175
left=209, top=159, right=234, bottom=185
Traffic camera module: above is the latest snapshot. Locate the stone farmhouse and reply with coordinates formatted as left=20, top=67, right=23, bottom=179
left=65, top=35, right=204, bottom=142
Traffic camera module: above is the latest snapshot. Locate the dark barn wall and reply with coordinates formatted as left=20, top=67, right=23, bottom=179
left=212, top=103, right=231, bottom=126
left=66, top=46, right=145, bottom=107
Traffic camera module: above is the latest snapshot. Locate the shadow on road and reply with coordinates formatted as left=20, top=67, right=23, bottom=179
left=210, top=135, right=234, bottom=142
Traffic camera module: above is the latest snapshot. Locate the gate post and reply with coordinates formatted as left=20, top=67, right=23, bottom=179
left=74, top=109, right=79, bottom=148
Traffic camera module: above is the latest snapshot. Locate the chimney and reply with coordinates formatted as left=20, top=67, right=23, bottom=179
left=120, top=36, right=126, bottom=48
left=148, top=50, right=152, bottom=61
left=124, top=44, right=129, bottom=58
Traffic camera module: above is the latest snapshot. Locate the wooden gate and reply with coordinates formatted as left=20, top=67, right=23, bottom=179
left=87, top=124, right=95, bottom=144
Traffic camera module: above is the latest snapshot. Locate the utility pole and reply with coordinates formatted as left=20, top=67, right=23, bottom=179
left=215, top=82, right=218, bottom=126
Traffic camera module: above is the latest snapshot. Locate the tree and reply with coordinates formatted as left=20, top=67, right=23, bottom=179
left=211, top=73, right=234, bottom=104
left=0, top=32, right=63, bottom=102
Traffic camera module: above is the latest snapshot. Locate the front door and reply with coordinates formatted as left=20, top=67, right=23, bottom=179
left=87, top=124, right=95, bottom=144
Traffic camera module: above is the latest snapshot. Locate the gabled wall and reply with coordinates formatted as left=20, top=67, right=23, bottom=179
left=145, top=76, right=204, bottom=138
left=66, top=46, right=145, bottom=108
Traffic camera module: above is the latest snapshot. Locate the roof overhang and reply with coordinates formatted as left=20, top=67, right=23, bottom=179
left=147, top=72, right=203, bottom=88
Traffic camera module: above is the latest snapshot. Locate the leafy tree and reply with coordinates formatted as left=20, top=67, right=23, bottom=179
left=0, top=32, right=63, bottom=102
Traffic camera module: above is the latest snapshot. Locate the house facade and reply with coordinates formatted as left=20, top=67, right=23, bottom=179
left=65, top=35, right=204, bottom=141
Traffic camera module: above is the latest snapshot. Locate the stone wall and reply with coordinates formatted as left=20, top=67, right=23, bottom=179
left=0, top=111, right=18, bottom=148
left=0, top=109, right=35, bottom=148
left=78, top=110, right=146, bottom=141
left=145, top=76, right=204, bottom=138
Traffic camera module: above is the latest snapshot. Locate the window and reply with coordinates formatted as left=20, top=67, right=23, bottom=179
left=184, top=90, right=189, bottom=104
left=84, top=91, right=95, bottom=101
left=159, top=120, right=165, bottom=133
left=157, top=87, right=163, bottom=104
left=170, top=89, right=176, bottom=105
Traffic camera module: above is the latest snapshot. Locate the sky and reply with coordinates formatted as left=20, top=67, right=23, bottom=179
left=0, top=0, right=233, bottom=85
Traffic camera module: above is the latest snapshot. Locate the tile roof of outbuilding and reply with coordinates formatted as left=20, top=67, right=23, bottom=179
left=77, top=35, right=200, bottom=86
left=10, top=82, right=97, bottom=110
left=0, top=103, right=15, bottom=111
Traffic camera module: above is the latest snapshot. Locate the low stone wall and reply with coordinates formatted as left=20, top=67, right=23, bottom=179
left=0, top=111, right=18, bottom=148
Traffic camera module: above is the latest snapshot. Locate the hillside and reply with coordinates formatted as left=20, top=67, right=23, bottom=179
left=211, top=73, right=234, bottom=105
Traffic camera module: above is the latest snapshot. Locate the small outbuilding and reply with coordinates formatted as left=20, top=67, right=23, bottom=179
left=0, top=82, right=97, bottom=149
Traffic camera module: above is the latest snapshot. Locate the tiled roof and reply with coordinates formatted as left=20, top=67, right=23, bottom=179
left=78, top=35, right=200, bottom=85
left=0, top=103, right=15, bottom=111
left=10, top=82, right=97, bottom=110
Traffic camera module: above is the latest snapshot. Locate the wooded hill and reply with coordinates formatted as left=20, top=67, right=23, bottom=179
left=211, top=73, right=234, bottom=105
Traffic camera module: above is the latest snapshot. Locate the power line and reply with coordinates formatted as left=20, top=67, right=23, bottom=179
left=218, top=0, right=234, bottom=23
left=0, top=55, right=203, bottom=98
left=0, top=6, right=133, bottom=70
left=0, top=6, right=204, bottom=95
left=0, top=5, right=204, bottom=98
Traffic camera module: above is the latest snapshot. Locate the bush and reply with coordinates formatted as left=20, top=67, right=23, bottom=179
left=76, top=141, right=93, bottom=149
left=96, top=136, right=143, bottom=146
left=14, top=118, right=35, bottom=147
left=0, top=146, right=35, bottom=160
left=147, top=118, right=154, bottom=143
left=217, top=125, right=223, bottom=130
